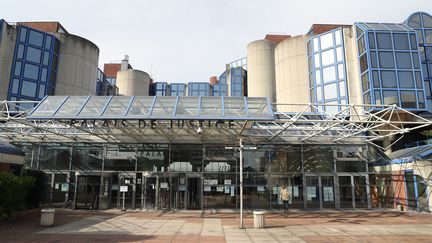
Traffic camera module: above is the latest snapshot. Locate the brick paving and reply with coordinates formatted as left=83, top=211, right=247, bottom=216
left=1, top=208, right=432, bottom=242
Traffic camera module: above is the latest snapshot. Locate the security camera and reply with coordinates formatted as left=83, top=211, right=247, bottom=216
left=197, top=126, right=203, bottom=134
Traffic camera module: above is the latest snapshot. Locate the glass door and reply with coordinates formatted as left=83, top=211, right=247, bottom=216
left=186, top=175, right=201, bottom=209
left=321, top=176, right=335, bottom=208
left=306, top=176, right=320, bottom=209
left=354, top=176, right=368, bottom=208
left=339, top=176, right=353, bottom=208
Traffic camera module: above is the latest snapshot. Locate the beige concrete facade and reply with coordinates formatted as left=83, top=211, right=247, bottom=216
left=54, top=33, right=99, bottom=96
left=0, top=23, right=17, bottom=100
left=274, top=35, right=310, bottom=112
left=116, top=69, right=150, bottom=96
left=247, top=40, right=276, bottom=102
left=344, top=26, right=363, bottom=108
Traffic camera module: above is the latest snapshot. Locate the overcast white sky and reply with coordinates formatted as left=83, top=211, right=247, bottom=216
left=2, top=0, right=431, bottom=82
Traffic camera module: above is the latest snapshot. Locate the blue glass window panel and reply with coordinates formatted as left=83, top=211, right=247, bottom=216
left=315, top=70, right=321, bottom=84
left=316, top=87, right=322, bottom=101
left=23, top=63, right=39, bottom=80
left=423, top=14, right=432, bottom=28
left=339, top=81, right=346, bottom=97
left=19, top=27, right=27, bottom=42
left=368, top=33, right=376, bottom=49
left=377, top=33, right=392, bottom=49
left=409, top=34, right=418, bottom=50
left=41, top=68, right=47, bottom=82
left=363, top=92, right=371, bottom=104
left=21, top=80, right=37, bottom=97
left=359, top=54, right=368, bottom=73
left=381, top=71, right=397, bottom=88
left=408, top=14, right=421, bottom=28
left=320, top=32, right=333, bottom=50
left=400, top=91, right=417, bottom=108
left=412, top=53, right=420, bottom=69
left=358, top=35, right=366, bottom=55
left=337, top=64, right=344, bottom=80
left=361, top=73, right=370, bottom=91
left=26, top=47, right=42, bottom=63
left=323, top=83, right=337, bottom=100
left=45, top=36, right=52, bottom=50
left=374, top=91, right=382, bottom=105
left=313, top=37, right=319, bottom=51
left=233, top=68, right=242, bottom=75
left=11, top=78, right=19, bottom=94
left=425, top=30, right=432, bottom=45
left=17, top=44, right=24, bottom=59
left=335, top=29, right=342, bottom=45
left=415, top=72, right=423, bottom=89
left=43, top=51, right=50, bottom=66
left=14, top=61, right=22, bottom=76
left=322, top=66, right=336, bottom=82
left=420, top=48, right=426, bottom=62
left=38, top=84, right=46, bottom=99
left=336, top=47, right=343, bottom=62
left=383, top=90, right=399, bottom=105
left=373, top=71, right=380, bottom=88
left=398, top=71, right=415, bottom=88
left=418, top=91, right=426, bottom=109
left=393, top=33, right=410, bottom=50
left=395, top=52, right=412, bottom=69
left=321, top=49, right=335, bottom=66
left=28, top=30, right=44, bottom=47
left=378, top=52, right=395, bottom=68
left=370, top=51, right=378, bottom=68
left=425, top=81, right=431, bottom=96
left=314, top=53, right=320, bottom=68
left=416, top=30, right=424, bottom=45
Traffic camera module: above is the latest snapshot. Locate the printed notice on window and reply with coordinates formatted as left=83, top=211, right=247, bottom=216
left=323, top=187, right=334, bottom=202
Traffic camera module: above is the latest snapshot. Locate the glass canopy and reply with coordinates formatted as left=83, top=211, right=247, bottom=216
left=356, top=22, right=413, bottom=32
left=27, top=96, right=274, bottom=120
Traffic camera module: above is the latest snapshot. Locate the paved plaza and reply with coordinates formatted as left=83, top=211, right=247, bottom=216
left=1, top=209, right=432, bottom=242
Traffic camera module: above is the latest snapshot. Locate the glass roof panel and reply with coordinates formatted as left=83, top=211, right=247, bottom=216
left=382, top=23, right=409, bottom=32
left=224, top=97, right=247, bottom=117
left=126, top=96, right=154, bottom=117
left=175, top=97, right=199, bottom=117
left=54, top=96, right=89, bottom=117
left=201, top=97, right=222, bottom=118
left=27, top=96, right=274, bottom=120
left=363, top=23, right=390, bottom=31
left=102, top=96, right=133, bottom=117
left=150, top=96, right=177, bottom=118
left=29, top=96, right=66, bottom=117
left=247, top=97, right=272, bottom=118
left=77, top=96, right=110, bottom=117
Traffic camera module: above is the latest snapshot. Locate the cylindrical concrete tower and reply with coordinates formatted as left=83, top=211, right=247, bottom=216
left=247, top=40, right=276, bottom=102
left=274, top=35, right=310, bottom=112
left=116, top=69, right=150, bottom=96
left=54, top=33, right=99, bottom=95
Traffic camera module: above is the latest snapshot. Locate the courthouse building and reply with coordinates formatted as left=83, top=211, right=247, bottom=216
left=0, top=12, right=431, bottom=212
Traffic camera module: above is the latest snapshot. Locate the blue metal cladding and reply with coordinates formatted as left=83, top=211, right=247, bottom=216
left=170, top=83, right=186, bottom=96
left=188, top=82, right=211, bottom=96
left=307, top=28, right=348, bottom=114
left=7, top=25, right=59, bottom=108
left=405, top=12, right=432, bottom=111
left=355, top=22, right=426, bottom=111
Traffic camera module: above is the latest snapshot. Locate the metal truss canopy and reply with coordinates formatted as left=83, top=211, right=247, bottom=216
left=27, top=96, right=274, bottom=121
left=1, top=99, right=432, bottom=148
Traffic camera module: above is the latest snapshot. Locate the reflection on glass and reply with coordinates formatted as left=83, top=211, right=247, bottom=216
left=400, top=91, right=417, bottom=108
left=21, top=80, right=37, bottom=97
left=26, top=47, right=42, bottom=63
left=376, top=33, right=392, bottom=49
left=320, top=32, right=333, bottom=50
left=322, top=66, right=336, bottom=82
left=381, top=71, right=397, bottom=88
left=321, top=49, right=335, bottom=66
left=383, top=90, right=399, bottom=105
left=393, top=33, right=409, bottom=50
left=395, top=52, right=412, bottom=69
left=23, top=63, right=39, bottom=80
left=378, top=51, right=395, bottom=68
left=324, top=83, right=337, bottom=100
left=398, top=71, right=415, bottom=88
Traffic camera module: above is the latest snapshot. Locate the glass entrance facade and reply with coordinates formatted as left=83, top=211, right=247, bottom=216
left=16, top=142, right=390, bottom=210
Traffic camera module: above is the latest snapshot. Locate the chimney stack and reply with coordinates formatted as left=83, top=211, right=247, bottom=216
left=121, top=55, right=129, bottom=70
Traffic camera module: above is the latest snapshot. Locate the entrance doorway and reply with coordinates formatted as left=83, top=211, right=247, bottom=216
left=75, top=175, right=100, bottom=210
left=187, top=177, right=201, bottom=209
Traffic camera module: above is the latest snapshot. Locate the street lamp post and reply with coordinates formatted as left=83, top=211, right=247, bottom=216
left=239, top=138, right=244, bottom=229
